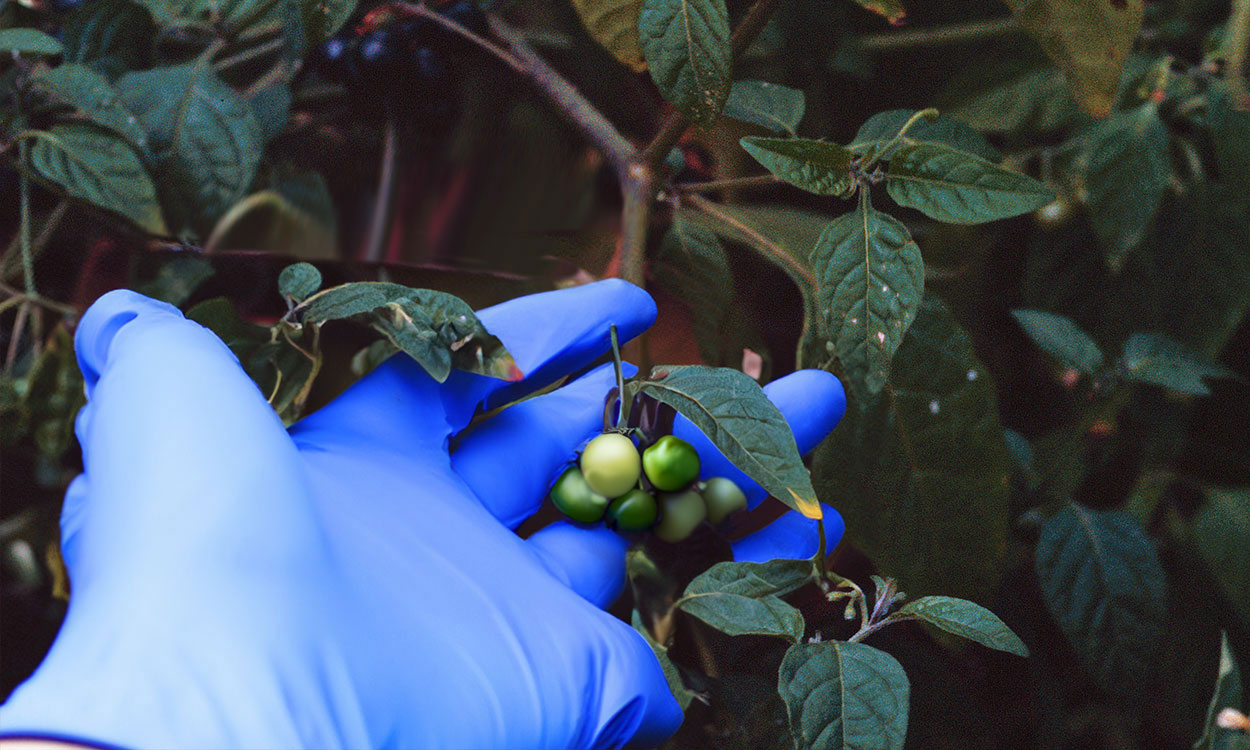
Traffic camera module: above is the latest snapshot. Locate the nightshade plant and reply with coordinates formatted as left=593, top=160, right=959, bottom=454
left=3, top=0, right=1250, bottom=747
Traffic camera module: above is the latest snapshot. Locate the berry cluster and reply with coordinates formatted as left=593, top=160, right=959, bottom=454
left=550, top=433, right=749, bottom=543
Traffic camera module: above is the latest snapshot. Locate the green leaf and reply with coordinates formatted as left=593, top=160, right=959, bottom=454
left=811, top=296, right=1011, bottom=603
left=778, top=641, right=910, bottom=750
left=136, top=255, right=215, bottom=306
left=1000, top=0, right=1145, bottom=118
left=291, top=282, right=518, bottom=383
left=1189, top=488, right=1250, bottom=628
left=851, top=109, right=999, bottom=162
left=723, top=80, right=806, bottom=135
left=629, top=365, right=822, bottom=518
left=652, top=217, right=733, bottom=363
left=811, top=195, right=924, bottom=395
left=677, top=575, right=807, bottom=641
left=1208, top=80, right=1250, bottom=189
left=739, top=137, right=855, bottom=196
left=26, top=123, right=166, bottom=234
left=60, top=0, right=154, bottom=80
left=116, top=61, right=264, bottom=237
left=885, top=143, right=1054, bottom=224
left=1081, top=104, right=1170, bottom=273
left=686, top=558, right=815, bottom=598
left=638, top=0, right=731, bottom=126
left=301, top=0, right=358, bottom=45
left=569, top=0, right=647, bottom=72
left=895, top=596, right=1028, bottom=657
left=1120, top=332, right=1235, bottom=395
left=849, top=0, right=906, bottom=24
left=1194, top=633, right=1247, bottom=750
left=248, top=82, right=292, bottom=144
left=0, top=28, right=64, bottom=57
left=32, top=64, right=148, bottom=147
left=20, top=328, right=86, bottom=464
left=1011, top=309, right=1104, bottom=375
left=1035, top=503, right=1167, bottom=702
left=278, top=263, right=322, bottom=303
left=939, top=63, right=1084, bottom=135
left=631, top=610, right=695, bottom=710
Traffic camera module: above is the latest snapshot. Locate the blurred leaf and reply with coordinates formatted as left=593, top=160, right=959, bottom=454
left=653, top=216, right=733, bottom=363
left=722, top=80, right=806, bottom=134
left=812, top=195, right=924, bottom=395
left=778, top=641, right=909, bottom=750
left=1035, top=503, right=1167, bottom=703
left=629, top=365, right=821, bottom=518
left=278, top=262, right=322, bottom=303
left=631, top=610, right=695, bottom=710
left=885, top=143, right=1054, bottom=224
left=851, top=109, right=1000, bottom=161
left=136, top=254, right=215, bottom=306
left=849, top=0, right=906, bottom=24
left=1120, top=332, right=1235, bottom=395
left=22, top=328, right=86, bottom=464
left=26, top=123, right=166, bottom=234
left=1080, top=103, right=1170, bottom=272
left=739, top=136, right=855, bottom=196
left=639, top=0, right=732, bottom=125
left=301, top=0, right=357, bottom=45
left=207, top=189, right=336, bottom=259
left=116, top=60, right=264, bottom=237
left=1208, top=80, right=1250, bottom=189
left=1011, top=308, right=1104, bottom=374
left=1194, top=633, right=1247, bottom=750
left=1003, top=428, right=1041, bottom=492
left=0, top=28, right=63, bottom=56
left=1001, top=0, right=1145, bottom=117
left=895, top=596, right=1029, bottom=656
left=248, top=82, right=292, bottom=144
left=812, top=296, right=1011, bottom=603
left=569, top=0, right=647, bottom=72
left=350, top=339, right=397, bottom=378
left=32, top=64, right=148, bottom=148
left=292, top=282, right=518, bottom=383
left=941, top=63, right=1084, bottom=135
left=1188, top=488, right=1250, bottom=628
left=60, top=0, right=154, bottom=80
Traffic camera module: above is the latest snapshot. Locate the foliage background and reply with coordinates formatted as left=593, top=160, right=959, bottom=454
left=2, top=0, right=1250, bottom=747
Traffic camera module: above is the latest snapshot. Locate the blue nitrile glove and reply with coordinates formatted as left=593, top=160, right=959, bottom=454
left=0, top=280, right=846, bottom=750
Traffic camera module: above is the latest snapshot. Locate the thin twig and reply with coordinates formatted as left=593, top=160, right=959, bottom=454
left=18, top=140, right=33, bottom=296
left=858, top=16, right=1019, bottom=51
left=684, top=194, right=816, bottom=289
left=1225, top=0, right=1250, bottom=108
left=4, top=302, right=29, bottom=374
left=213, top=36, right=286, bottom=73
left=363, top=116, right=399, bottom=264
left=678, top=174, right=780, bottom=194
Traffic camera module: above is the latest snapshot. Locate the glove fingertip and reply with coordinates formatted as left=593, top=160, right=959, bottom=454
left=762, top=369, right=846, bottom=455
left=74, top=290, right=182, bottom=390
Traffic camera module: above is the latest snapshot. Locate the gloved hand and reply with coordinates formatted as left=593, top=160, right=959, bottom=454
left=0, top=280, right=846, bottom=750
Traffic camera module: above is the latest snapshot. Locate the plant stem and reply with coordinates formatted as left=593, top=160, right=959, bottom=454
left=363, top=115, right=399, bottom=264
left=858, top=16, right=1019, bottom=51
left=860, top=107, right=938, bottom=171
left=678, top=174, right=779, bottom=194
left=1, top=200, right=67, bottom=284
left=1226, top=0, right=1250, bottom=108
left=213, top=36, right=286, bottom=73
left=18, top=141, right=33, bottom=297
left=610, top=324, right=628, bottom=427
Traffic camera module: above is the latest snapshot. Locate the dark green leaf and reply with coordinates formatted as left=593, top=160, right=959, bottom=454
left=1000, top=0, right=1145, bottom=117
left=631, top=610, right=695, bottom=710
left=569, top=0, right=646, bottom=72
left=292, top=282, right=518, bottom=383
left=31, top=64, right=148, bottom=147
left=1081, top=104, right=1170, bottom=272
left=60, top=0, right=154, bottom=80
left=278, top=263, right=322, bottom=303
left=21, top=328, right=86, bottom=463
left=639, top=0, right=732, bottom=125
left=851, top=109, right=999, bottom=161
left=136, top=255, right=215, bottom=306
left=677, top=588, right=806, bottom=641
left=1120, top=332, right=1235, bottom=396
left=778, top=641, right=910, bottom=750
left=630, top=365, right=821, bottom=518
left=301, top=0, right=358, bottom=45
left=723, top=80, right=806, bottom=134
left=895, top=596, right=1028, bottom=657
left=653, top=217, right=733, bottom=363
left=939, top=63, right=1084, bottom=135
left=0, top=28, right=63, bottom=57
left=1011, top=309, right=1104, bottom=375
left=26, top=123, right=166, bottom=234
left=1208, top=80, right=1250, bottom=188
left=811, top=195, right=924, bottom=395
left=686, top=558, right=815, bottom=599
left=116, top=61, right=264, bottom=237
left=849, top=0, right=906, bottom=24
left=1194, top=633, right=1246, bottom=750
left=248, top=82, right=292, bottom=144
left=885, top=143, right=1054, bottom=224
left=1189, top=488, right=1250, bottom=628
left=1035, top=503, right=1167, bottom=703
left=812, top=296, right=1011, bottom=603
left=739, top=137, right=855, bottom=196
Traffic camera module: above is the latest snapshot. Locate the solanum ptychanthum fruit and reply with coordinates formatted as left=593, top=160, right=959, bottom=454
left=701, top=477, right=748, bottom=524
left=641, top=435, right=700, bottom=491
left=654, top=490, right=707, bottom=543
left=548, top=466, right=610, bottom=524
left=606, top=489, right=659, bottom=532
left=579, top=432, right=641, bottom=498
